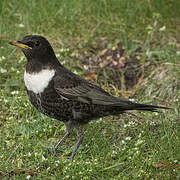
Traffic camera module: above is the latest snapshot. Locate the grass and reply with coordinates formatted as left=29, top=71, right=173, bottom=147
left=0, top=0, right=180, bottom=179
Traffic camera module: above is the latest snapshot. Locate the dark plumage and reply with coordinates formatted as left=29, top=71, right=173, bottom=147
left=9, top=35, right=169, bottom=158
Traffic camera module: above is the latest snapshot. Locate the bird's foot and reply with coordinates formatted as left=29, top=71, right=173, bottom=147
left=68, top=125, right=84, bottom=159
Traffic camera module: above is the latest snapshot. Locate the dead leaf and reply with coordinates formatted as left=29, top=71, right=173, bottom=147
left=100, top=49, right=108, bottom=55
left=152, top=163, right=180, bottom=169
left=9, top=169, right=38, bottom=176
left=85, top=72, right=97, bottom=81
left=118, top=90, right=134, bottom=97
left=99, top=60, right=109, bottom=68
left=106, top=56, right=112, bottom=60
left=119, top=57, right=126, bottom=62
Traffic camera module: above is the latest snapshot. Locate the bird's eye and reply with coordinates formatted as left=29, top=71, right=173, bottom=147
left=34, top=40, right=40, bottom=47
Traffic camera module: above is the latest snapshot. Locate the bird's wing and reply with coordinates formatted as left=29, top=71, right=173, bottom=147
left=53, top=67, right=125, bottom=105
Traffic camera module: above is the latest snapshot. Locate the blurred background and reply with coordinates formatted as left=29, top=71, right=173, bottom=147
left=0, top=0, right=180, bottom=179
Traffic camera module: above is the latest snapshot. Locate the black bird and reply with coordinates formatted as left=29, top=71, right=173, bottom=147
left=9, top=35, right=168, bottom=158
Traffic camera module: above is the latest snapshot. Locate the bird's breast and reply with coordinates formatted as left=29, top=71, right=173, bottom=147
left=24, top=69, right=55, bottom=94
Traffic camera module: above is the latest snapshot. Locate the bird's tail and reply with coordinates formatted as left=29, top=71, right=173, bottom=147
left=118, top=102, right=170, bottom=112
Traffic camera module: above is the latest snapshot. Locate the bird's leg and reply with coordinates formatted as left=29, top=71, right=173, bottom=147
left=69, top=124, right=84, bottom=159
left=54, top=121, right=73, bottom=151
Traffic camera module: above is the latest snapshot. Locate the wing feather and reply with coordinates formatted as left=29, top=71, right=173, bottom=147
left=53, top=67, right=123, bottom=105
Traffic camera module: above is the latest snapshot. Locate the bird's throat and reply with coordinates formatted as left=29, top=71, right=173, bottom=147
left=24, top=69, right=55, bottom=94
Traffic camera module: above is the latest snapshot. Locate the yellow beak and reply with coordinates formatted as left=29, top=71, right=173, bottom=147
left=9, top=41, right=32, bottom=49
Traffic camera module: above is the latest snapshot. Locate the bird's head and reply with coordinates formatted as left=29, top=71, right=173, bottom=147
left=9, top=35, right=56, bottom=62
